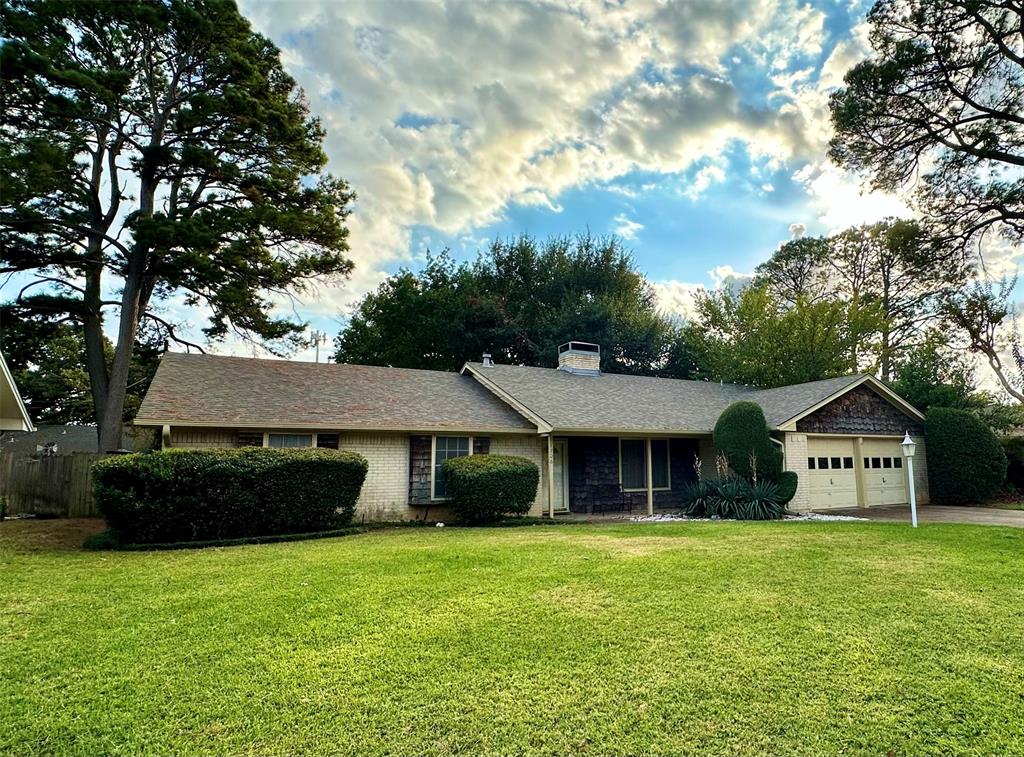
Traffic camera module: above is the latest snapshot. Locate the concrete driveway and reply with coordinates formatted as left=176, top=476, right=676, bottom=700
left=819, top=505, right=1024, bottom=528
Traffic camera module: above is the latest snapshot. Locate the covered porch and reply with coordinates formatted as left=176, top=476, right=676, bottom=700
left=541, top=434, right=714, bottom=516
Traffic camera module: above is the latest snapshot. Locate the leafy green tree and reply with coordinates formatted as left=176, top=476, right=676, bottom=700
left=1, top=0, right=354, bottom=449
left=335, top=235, right=690, bottom=377
left=889, top=331, right=978, bottom=413
left=0, top=304, right=162, bottom=425
left=692, top=283, right=883, bottom=388
left=753, top=236, right=831, bottom=305
left=754, top=220, right=968, bottom=379
left=829, top=0, right=1024, bottom=250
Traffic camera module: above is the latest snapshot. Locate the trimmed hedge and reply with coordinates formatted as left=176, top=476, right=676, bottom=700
left=1003, top=436, right=1024, bottom=492
left=713, top=401, right=783, bottom=480
left=925, top=407, right=1006, bottom=505
left=442, top=454, right=540, bottom=524
left=93, top=448, right=368, bottom=544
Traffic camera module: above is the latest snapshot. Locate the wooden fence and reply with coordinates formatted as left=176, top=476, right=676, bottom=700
left=0, top=452, right=107, bottom=517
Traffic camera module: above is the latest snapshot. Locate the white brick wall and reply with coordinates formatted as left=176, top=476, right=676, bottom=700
left=339, top=432, right=411, bottom=520
left=490, top=434, right=547, bottom=514
left=783, top=433, right=811, bottom=511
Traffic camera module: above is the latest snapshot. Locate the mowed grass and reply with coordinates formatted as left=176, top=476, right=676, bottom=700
left=1, top=519, right=1023, bottom=756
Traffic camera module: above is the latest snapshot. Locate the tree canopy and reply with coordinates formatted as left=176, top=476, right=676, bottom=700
left=688, top=283, right=884, bottom=388
left=753, top=219, right=968, bottom=379
left=335, top=234, right=689, bottom=377
left=830, top=0, right=1024, bottom=250
left=1, top=0, right=354, bottom=448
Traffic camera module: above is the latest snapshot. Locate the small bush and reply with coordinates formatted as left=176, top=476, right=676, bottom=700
left=926, top=407, right=1007, bottom=505
left=775, top=471, right=798, bottom=505
left=713, top=401, right=783, bottom=480
left=680, top=476, right=787, bottom=520
left=442, top=454, right=540, bottom=524
left=1002, top=436, right=1024, bottom=492
left=93, top=448, right=368, bottom=544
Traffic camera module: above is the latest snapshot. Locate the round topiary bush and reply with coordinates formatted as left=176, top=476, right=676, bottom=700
left=925, top=407, right=1007, bottom=505
left=93, top=448, right=368, bottom=544
left=713, top=401, right=783, bottom=480
left=442, top=454, right=540, bottom=524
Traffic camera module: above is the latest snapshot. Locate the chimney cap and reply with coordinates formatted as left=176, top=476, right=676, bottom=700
left=481, top=352, right=494, bottom=367
left=558, top=341, right=600, bottom=355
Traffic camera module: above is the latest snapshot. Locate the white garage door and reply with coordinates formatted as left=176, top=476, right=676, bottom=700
left=807, top=438, right=858, bottom=509
left=862, top=439, right=908, bottom=506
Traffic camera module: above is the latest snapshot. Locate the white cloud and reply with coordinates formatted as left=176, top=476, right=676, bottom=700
left=612, top=214, right=644, bottom=240
left=793, top=162, right=912, bottom=231
left=235, top=0, right=857, bottom=316
left=789, top=222, right=807, bottom=238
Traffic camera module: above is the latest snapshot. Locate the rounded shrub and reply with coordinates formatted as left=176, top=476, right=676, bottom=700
left=442, top=454, right=540, bottom=524
left=925, top=407, right=1007, bottom=505
left=774, top=471, right=798, bottom=505
left=93, top=448, right=368, bottom=544
left=713, top=401, right=783, bottom=481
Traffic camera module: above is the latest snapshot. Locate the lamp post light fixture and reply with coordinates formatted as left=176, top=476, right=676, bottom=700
left=901, top=431, right=918, bottom=528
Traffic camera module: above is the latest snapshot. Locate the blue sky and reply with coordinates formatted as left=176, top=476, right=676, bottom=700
left=232, top=0, right=922, bottom=351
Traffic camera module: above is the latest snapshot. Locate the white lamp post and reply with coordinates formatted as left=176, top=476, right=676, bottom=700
left=901, top=431, right=918, bottom=528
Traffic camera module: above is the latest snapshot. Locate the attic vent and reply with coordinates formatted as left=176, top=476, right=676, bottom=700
left=557, top=341, right=600, bottom=375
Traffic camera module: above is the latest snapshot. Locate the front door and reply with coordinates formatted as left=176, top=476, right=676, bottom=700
left=552, top=439, right=569, bottom=512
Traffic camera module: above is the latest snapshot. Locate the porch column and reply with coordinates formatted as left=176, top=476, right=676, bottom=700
left=547, top=435, right=555, bottom=518
left=645, top=437, right=654, bottom=515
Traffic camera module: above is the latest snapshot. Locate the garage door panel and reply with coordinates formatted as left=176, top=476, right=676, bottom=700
left=806, top=438, right=858, bottom=509
left=862, top=439, right=908, bottom=506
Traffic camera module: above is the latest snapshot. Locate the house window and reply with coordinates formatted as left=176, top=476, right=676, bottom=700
left=433, top=436, right=470, bottom=499
left=268, top=433, right=312, bottom=448
left=843, top=457, right=854, bottom=469
left=237, top=432, right=263, bottom=447
left=619, top=438, right=671, bottom=491
left=894, top=457, right=903, bottom=469
left=317, top=433, right=340, bottom=450
left=807, top=457, right=816, bottom=469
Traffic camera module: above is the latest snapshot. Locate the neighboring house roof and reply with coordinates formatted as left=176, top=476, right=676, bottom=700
left=463, top=363, right=920, bottom=434
left=0, top=425, right=155, bottom=458
left=135, top=353, right=535, bottom=433
left=0, top=349, right=35, bottom=432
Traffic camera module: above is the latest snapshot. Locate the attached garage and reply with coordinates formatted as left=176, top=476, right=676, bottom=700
left=777, top=375, right=929, bottom=511
left=806, top=437, right=858, bottom=508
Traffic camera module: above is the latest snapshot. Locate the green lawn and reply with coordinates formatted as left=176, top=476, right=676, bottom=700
left=2, top=519, right=1023, bottom=756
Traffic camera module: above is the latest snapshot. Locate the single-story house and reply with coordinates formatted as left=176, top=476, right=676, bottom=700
left=134, top=342, right=928, bottom=519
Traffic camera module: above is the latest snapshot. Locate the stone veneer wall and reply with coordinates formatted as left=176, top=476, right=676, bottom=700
left=796, top=385, right=923, bottom=435
left=566, top=437, right=699, bottom=514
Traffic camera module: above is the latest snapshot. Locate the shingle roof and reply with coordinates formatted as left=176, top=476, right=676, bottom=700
left=465, top=363, right=870, bottom=432
left=135, top=353, right=534, bottom=432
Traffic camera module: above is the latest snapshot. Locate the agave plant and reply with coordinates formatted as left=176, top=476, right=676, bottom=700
left=680, top=479, right=712, bottom=517
left=737, top=480, right=785, bottom=520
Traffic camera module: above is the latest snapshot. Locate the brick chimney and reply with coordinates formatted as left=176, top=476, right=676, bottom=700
left=557, top=341, right=600, bottom=375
